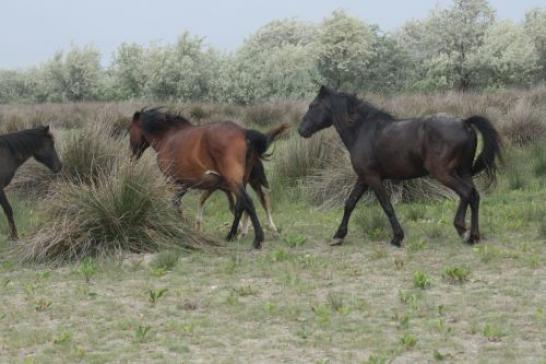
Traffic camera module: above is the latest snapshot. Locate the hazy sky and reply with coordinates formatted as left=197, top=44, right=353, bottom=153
left=1, top=0, right=544, bottom=69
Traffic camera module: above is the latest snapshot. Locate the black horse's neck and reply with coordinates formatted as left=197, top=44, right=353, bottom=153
left=0, top=131, right=40, bottom=167
left=333, top=120, right=358, bottom=149
left=331, top=95, right=394, bottom=149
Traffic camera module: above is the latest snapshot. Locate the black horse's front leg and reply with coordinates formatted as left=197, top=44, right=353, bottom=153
left=368, top=179, right=404, bottom=247
left=332, top=179, right=368, bottom=245
left=0, top=189, right=18, bottom=240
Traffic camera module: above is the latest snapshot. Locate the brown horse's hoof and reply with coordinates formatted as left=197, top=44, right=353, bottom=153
left=330, top=238, right=344, bottom=246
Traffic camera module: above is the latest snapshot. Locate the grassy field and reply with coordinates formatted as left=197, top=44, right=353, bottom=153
left=1, top=90, right=546, bottom=363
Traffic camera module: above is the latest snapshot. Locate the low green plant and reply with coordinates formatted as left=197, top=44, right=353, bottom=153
left=400, top=333, right=417, bottom=349
left=282, top=234, right=306, bottom=248
left=76, top=257, right=98, bottom=282
left=150, top=250, right=181, bottom=271
left=483, top=323, right=505, bottom=342
left=413, top=271, right=431, bottom=289
left=442, top=266, right=471, bottom=284
left=134, top=325, right=151, bottom=343
left=148, top=288, right=168, bottom=305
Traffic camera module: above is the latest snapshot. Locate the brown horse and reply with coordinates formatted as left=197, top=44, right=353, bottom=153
left=129, top=108, right=287, bottom=249
left=298, top=86, right=501, bottom=247
left=0, top=126, right=62, bottom=240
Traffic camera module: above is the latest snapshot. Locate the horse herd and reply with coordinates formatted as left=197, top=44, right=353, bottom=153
left=0, top=86, right=502, bottom=250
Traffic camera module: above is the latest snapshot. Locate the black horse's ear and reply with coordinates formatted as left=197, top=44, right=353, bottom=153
left=319, top=85, right=331, bottom=97
left=43, top=125, right=50, bottom=133
left=132, top=112, right=141, bottom=122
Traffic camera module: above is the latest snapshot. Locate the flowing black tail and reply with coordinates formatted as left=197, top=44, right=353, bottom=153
left=465, top=116, right=502, bottom=185
left=245, top=123, right=289, bottom=158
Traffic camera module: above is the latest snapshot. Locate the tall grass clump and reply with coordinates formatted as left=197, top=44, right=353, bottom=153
left=17, top=160, right=216, bottom=262
left=61, top=124, right=119, bottom=184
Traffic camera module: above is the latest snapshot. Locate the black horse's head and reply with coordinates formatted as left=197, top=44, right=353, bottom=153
left=33, top=126, right=62, bottom=173
left=298, top=85, right=337, bottom=138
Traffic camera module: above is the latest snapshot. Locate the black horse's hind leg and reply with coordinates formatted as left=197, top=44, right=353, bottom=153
left=367, top=178, right=404, bottom=247
left=434, top=173, right=479, bottom=244
left=226, top=187, right=264, bottom=249
left=332, top=179, right=368, bottom=245
left=0, top=189, right=18, bottom=240
left=453, top=199, right=468, bottom=237
left=467, top=182, right=481, bottom=244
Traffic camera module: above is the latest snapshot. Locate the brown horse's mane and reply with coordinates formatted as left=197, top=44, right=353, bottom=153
left=138, top=107, right=192, bottom=135
left=334, top=92, right=395, bottom=125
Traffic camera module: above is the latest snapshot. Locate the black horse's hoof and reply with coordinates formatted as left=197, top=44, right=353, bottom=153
left=330, top=238, right=344, bottom=246
left=226, top=233, right=236, bottom=242
left=390, top=238, right=403, bottom=247
left=465, top=235, right=480, bottom=245
left=252, top=240, right=263, bottom=249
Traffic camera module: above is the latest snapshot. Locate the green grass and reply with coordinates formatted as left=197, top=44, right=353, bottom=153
left=0, top=110, right=545, bottom=362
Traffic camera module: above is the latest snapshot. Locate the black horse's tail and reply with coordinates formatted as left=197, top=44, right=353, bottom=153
left=245, top=123, right=289, bottom=189
left=245, top=123, right=289, bottom=158
left=465, top=116, right=502, bottom=185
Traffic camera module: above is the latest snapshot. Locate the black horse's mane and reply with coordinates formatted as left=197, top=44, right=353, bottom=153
left=136, top=107, right=192, bottom=135
left=334, top=92, right=395, bottom=124
left=0, top=127, right=48, bottom=156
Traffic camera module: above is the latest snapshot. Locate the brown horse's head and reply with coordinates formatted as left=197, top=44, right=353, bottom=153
left=129, top=111, right=149, bottom=159
left=298, top=85, right=335, bottom=138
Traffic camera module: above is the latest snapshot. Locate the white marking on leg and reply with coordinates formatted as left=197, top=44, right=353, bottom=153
left=262, top=187, right=278, bottom=233
left=240, top=212, right=250, bottom=237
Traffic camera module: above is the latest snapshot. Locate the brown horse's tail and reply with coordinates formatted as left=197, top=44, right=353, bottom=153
left=465, top=116, right=502, bottom=185
left=245, top=123, right=289, bottom=158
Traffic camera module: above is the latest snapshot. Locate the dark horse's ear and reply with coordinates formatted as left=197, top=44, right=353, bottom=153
left=319, top=85, right=332, bottom=98
left=132, top=111, right=141, bottom=123
left=43, top=125, right=50, bottom=133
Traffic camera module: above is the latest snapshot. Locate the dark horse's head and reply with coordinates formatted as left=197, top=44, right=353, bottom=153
left=129, top=108, right=192, bottom=160
left=298, top=85, right=340, bottom=138
left=32, top=126, right=62, bottom=173
left=129, top=110, right=150, bottom=160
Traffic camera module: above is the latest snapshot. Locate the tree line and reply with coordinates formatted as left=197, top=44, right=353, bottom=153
left=1, top=0, right=545, bottom=104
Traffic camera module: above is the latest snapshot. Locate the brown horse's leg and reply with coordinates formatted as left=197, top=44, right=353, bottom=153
left=172, top=185, right=188, bottom=215
left=226, top=186, right=264, bottom=249
left=0, top=189, right=18, bottom=240
left=250, top=183, right=278, bottom=234
left=332, top=179, right=368, bottom=245
left=366, top=177, right=404, bottom=247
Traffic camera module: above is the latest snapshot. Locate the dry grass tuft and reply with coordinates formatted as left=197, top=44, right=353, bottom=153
left=16, top=159, right=218, bottom=262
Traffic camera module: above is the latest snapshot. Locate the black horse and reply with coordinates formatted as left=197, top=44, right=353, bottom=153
left=0, top=126, right=62, bottom=240
left=298, top=86, right=501, bottom=247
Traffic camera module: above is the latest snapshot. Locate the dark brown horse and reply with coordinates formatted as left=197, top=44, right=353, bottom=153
left=0, top=126, right=62, bottom=240
left=129, top=108, right=287, bottom=249
left=298, top=86, right=501, bottom=247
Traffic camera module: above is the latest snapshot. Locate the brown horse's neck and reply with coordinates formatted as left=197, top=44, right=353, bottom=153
left=145, top=124, right=192, bottom=153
